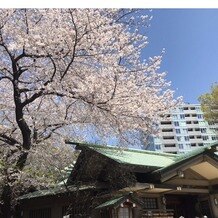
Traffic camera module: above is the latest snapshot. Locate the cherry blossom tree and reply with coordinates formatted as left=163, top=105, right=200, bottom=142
left=0, top=9, right=181, bottom=216
left=0, top=141, right=76, bottom=216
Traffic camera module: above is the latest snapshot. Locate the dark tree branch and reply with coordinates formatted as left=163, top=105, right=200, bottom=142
left=22, top=89, right=71, bottom=107
left=61, top=9, right=78, bottom=80
left=44, top=55, right=57, bottom=85
left=0, top=75, right=12, bottom=82
left=0, top=133, right=20, bottom=146
left=115, top=9, right=139, bottom=23
left=21, top=90, right=44, bottom=107
left=15, top=53, right=50, bottom=62
left=24, top=9, right=29, bottom=35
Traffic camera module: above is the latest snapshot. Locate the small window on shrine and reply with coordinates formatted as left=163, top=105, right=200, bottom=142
left=118, top=207, right=132, bottom=218
left=29, top=207, right=51, bottom=218
left=143, top=198, right=158, bottom=209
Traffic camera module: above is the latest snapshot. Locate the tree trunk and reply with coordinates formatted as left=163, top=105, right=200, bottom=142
left=1, top=185, right=12, bottom=218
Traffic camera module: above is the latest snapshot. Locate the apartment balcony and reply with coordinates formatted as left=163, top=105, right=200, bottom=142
left=185, top=123, right=200, bottom=128
left=161, top=132, right=175, bottom=137
left=185, top=116, right=199, bottom=121
left=188, top=131, right=201, bottom=136
left=162, top=147, right=178, bottom=153
left=160, top=124, right=174, bottom=129
left=162, top=139, right=177, bottom=144
left=183, top=109, right=198, bottom=114
left=189, top=138, right=203, bottom=143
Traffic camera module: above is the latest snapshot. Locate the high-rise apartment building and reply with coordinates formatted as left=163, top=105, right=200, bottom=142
left=153, top=104, right=218, bottom=154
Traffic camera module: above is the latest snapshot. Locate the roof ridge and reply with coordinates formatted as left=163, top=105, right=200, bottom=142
left=67, top=141, right=178, bottom=158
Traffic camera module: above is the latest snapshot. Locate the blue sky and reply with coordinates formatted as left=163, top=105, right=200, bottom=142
left=142, top=9, right=218, bottom=103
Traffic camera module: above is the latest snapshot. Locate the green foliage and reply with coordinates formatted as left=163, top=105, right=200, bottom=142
left=0, top=142, right=78, bottom=208
left=22, top=143, right=78, bottom=187
left=199, top=84, right=218, bottom=124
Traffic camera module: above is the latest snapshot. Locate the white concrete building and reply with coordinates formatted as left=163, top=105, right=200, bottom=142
left=154, top=104, right=218, bottom=154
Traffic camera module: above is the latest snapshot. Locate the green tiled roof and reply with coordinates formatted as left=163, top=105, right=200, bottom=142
left=19, top=185, right=95, bottom=200
left=95, top=147, right=176, bottom=168
left=68, top=141, right=218, bottom=171
left=72, top=142, right=177, bottom=168
left=95, top=193, right=143, bottom=209
left=95, top=196, right=124, bottom=209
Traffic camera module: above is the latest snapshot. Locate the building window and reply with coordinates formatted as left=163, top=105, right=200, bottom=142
left=174, top=121, right=179, bottom=127
left=178, top=144, right=184, bottom=149
left=202, top=136, right=209, bottom=141
left=143, top=198, right=158, bottom=209
left=197, top=114, right=203, bottom=119
left=175, top=129, right=181, bottom=134
left=212, top=136, right=218, bottom=140
left=29, top=208, right=51, bottom=218
left=200, top=128, right=207, bottom=133
left=180, top=114, right=185, bottom=119
left=177, top=136, right=181, bottom=141
left=155, top=144, right=161, bottom=150
left=172, top=114, right=178, bottom=119
left=184, top=136, right=189, bottom=141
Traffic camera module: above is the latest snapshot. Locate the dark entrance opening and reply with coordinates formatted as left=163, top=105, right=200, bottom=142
left=199, top=199, right=213, bottom=218
left=166, top=195, right=198, bottom=218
